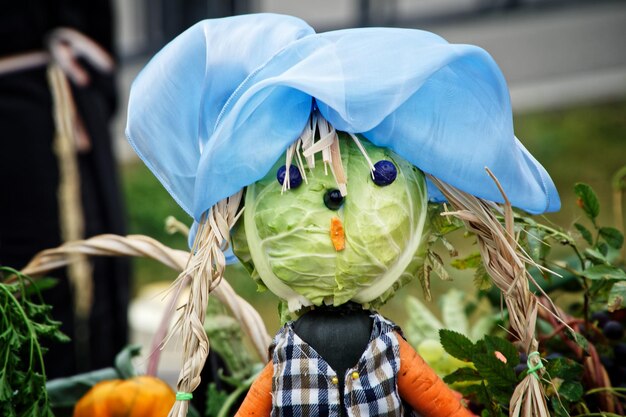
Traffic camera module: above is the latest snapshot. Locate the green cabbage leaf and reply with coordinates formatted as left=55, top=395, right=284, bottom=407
left=231, top=135, right=429, bottom=311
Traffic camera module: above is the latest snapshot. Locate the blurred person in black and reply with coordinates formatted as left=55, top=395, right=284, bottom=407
left=0, top=1, right=130, bottom=378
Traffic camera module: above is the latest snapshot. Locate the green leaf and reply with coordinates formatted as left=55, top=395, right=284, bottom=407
left=583, top=248, right=608, bottom=264
left=416, top=263, right=432, bottom=301
left=428, top=251, right=451, bottom=281
left=205, top=383, right=230, bottom=417
left=483, top=335, right=518, bottom=367
left=550, top=396, right=570, bottom=417
left=439, top=329, right=474, bottom=361
left=114, top=344, right=142, bottom=379
left=440, top=236, right=459, bottom=258
left=0, top=371, right=11, bottom=401
left=473, top=264, right=493, bottom=291
left=441, top=289, right=468, bottom=335
left=584, top=265, right=626, bottom=280
left=545, top=357, right=583, bottom=380
left=574, top=183, right=600, bottom=222
left=566, top=331, right=589, bottom=354
left=451, top=252, right=482, bottom=270
left=23, top=278, right=59, bottom=298
left=574, top=223, right=593, bottom=245
left=598, top=242, right=610, bottom=256
left=526, top=227, right=550, bottom=262
left=405, top=296, right=442, bottom=343
left=559, top=381, right=583, bottom=402
left=429, top=203, right=464, bottom=235
left=472, top=351, right=517, bottom=388
left=0, top=275, right=65, bottom=417
left=46, top=367, right=119, bottom=410
left=599, top=227, right=624, bottom=249
left=278, top=300, right=293, bottom=325
left=607, top=281, right=626, bottom=312
left=443, top=367, right=482, bottom=384
left=459, top=382, right=492, bottom=408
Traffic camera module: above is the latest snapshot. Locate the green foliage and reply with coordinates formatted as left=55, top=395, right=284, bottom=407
left=204, top=368, right=262, bottom=417
left=439, top=333, right=587, bottom=417
left=437, top=178, right=626, bottom=415
left=440, top=329, right=474, bottom=362
left=599, top=227, right=624, bottom=249
left=419, top=204, right=465, bottom=300
left=575, top=223, right=594, bottom=245
left=545, top=357, right=585, bottom=413
left=574, top=183, right=600, bottom=224
left=204, top=299, right=256, bottom=381
left=441, top=331, right=518, bottom=416
left=512, top=181, right=626, bottom=317
left=202, top=298, right=264, bottom=417
left=232, top=137, right=431, bottom=308
left=0, top=268, right=69, bottom=417
left=205, top=383, right=230, bottom=417
left=607, top=281, right=626, bottom=312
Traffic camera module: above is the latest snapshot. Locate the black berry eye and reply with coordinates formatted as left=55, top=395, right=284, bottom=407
left=324, top=189, right=344, bottom=210
left=371, top=160, right=397, bottom=186
left=276, top=165, right=303, bottom=189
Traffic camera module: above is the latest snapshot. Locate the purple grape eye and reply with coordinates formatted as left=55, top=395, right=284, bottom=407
left=371, top=160, right=397, bottom=186
left=324, top=189, right=344, bottom=210
left=276, top=165, right=303, bottom=189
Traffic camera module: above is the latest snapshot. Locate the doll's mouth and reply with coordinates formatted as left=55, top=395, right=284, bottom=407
left=330, top=217, right=345, bottom=251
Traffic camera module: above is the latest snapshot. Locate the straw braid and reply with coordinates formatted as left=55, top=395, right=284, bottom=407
left=430, top=173, right=551, bottom=417
left=19, top=232, right=270, bottom=363
left=168, top=191, right=243, bottom=417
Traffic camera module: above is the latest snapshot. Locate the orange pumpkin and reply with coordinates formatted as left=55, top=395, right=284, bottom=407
left=73, top=375, right=176, bottom=417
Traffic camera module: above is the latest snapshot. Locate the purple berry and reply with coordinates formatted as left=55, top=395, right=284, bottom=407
left=372, top=160, right=397, bottom=186
left=603, top=320, right=624, bottom=340
left=592, top=311, right=610, bottom=328
left=514, top=363, right=528, bottom=376
left=546, top=352, right=563, bottom=360
left=276, top=165, right=302, bottom=189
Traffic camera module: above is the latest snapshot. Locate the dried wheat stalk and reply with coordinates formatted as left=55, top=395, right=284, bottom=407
left=430, top=173, right=551, bottom=417
left=20, top=229, right=270, bottom=365
left=47, top=63, right=93, bottom=317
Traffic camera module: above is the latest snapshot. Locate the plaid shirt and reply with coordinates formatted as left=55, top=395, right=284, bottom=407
left=270, top=313, right=418, bottom=417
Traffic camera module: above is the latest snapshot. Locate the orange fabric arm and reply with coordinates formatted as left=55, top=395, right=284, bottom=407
left=396, top=333, right=474, bottom=417
left=234, top=361, right=274, bottom=417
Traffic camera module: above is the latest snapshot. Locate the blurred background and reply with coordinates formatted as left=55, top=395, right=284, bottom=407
left=106, top=0, right=626, bottom=382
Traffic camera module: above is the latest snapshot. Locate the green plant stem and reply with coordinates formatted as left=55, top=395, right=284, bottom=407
left=0, top=282, right=49, bottom=406
left=557, top=241, right=591, bottom=324
left=216, top=378, right=255, bottom=417
left=587, top=387, right=626, bottom=394
left=514, top=216, right=572, bottom=244
left=586, top=387, right=626, bottom=400
left=579, top=274, right=592, bottom=329
left=613, top=166, right=626, bottom=262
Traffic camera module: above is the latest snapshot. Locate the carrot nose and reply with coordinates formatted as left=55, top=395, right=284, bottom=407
left=330, top=217, right=345, bottom=251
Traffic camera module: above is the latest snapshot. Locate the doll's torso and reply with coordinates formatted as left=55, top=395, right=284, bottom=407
left=292, top=302, right=373, bottom=388
left=270, top=305, right=415, bottom=417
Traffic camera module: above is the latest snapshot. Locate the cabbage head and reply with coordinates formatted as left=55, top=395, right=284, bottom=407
left=231, top=134, right=429, bottom=312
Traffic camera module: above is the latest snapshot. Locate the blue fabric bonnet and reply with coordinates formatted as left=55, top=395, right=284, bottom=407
left=125, top=13, right=560, bottom=250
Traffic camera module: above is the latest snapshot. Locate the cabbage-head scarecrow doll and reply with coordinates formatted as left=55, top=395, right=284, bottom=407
left=126, top=13, right=560, bottom=417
